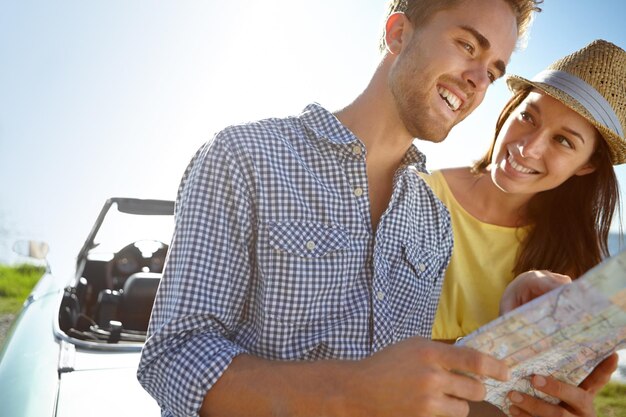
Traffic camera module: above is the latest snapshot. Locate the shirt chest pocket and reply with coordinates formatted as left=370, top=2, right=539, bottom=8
left=390, top=244, right=448, bottom=337
left=261, top=221, right=352, bottom=326
left=395, top=244, right=446, bottom=305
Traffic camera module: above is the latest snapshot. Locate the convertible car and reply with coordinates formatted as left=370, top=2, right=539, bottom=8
left=0, top=198, right=174, bottom=416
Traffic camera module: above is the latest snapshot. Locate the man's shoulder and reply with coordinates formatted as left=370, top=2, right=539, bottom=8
left=211, top=103, right=337, bottom=149
left=216, top=112, right=307, bottom=145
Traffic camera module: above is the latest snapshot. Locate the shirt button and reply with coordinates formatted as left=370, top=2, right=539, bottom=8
left=352, top=145, right=362, bottom=155
left=376, top=291, right=385, bottom=301
left=418, top=263, right=426, bottom=272
left=354, top=187, right=364, bottom=197
left=306, top=241, right=316, bottom=251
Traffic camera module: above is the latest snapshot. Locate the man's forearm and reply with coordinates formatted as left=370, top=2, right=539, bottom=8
left=198, top=336, right=512, bottom=417
left=468, top=401, right=507, bottom=417
left=199, top=354, right=355, bottom=417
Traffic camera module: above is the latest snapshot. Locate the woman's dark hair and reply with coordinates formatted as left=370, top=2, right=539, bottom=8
left=472, top=88, right=621, bottom=278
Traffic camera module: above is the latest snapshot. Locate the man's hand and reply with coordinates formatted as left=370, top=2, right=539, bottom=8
left=346, top=336, right=511, bottom=417
left=507, top=353, right=618, bottom=417
left=201, top=337, right=510, bottom=417
left=500, top=270, right=572, bottom=315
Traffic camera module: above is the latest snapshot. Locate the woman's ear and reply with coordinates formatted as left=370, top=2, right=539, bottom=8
left=574, top=162, right=597, bottom=177
left=384, top=12, right=411, bottom=55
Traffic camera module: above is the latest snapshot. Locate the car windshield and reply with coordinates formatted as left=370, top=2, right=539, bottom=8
left=89, top=203, right=174, bottom=258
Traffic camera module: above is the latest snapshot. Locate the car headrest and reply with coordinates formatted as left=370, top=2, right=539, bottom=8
left=120, top=272, right=162, bottom=331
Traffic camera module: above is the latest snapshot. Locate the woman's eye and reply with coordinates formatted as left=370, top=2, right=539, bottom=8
left=555, top=135, right=574, bottom=149
left=519, top=111, right=533, bottom=123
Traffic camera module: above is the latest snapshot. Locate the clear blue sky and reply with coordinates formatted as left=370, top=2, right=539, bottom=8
left=1, top=0, right=626, bottom=275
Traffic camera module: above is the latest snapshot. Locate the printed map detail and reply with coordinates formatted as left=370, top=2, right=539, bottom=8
left=458, top=250, right=626, bottom=416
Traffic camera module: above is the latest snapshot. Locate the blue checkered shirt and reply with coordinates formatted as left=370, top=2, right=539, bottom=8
left=138, top=103, right=453, bottom=417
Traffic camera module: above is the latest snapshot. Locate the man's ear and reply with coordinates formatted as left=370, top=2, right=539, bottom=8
left=384, top=12, right=411, bottom=55
left=574, top=162, right=596, bottom=176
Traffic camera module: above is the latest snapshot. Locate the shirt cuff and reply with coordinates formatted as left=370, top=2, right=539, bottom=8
left=141, top=334, right=247, bottom=417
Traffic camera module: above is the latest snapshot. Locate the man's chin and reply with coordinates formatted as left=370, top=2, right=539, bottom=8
left=410, top=126, right=450, bottom=143
left=424, top=134, right=449, bottom=143
left=414, top=110, right=471, bottom=142
left=400, top=109, right=454, bottom=142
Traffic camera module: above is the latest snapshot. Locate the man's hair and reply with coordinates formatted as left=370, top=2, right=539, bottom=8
left=379, top=0, right=543, bottom=52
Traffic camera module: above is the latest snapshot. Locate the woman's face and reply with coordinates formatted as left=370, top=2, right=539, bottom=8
left=490, top=90, right=599, bottom=195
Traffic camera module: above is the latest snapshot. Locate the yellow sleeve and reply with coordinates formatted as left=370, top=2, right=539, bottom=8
left=421, top=171, right=523, bottom=340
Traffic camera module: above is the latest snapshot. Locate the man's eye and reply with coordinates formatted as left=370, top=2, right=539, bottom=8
left=460, top=41, right=475, bottom=55
left=488, top=71, right=496, bottom=83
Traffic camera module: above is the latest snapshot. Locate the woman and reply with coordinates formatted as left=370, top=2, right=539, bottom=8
left=421, top=40, right=625, bottom=417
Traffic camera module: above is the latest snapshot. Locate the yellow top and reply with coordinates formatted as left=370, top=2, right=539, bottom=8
left=420, top=170, right=527, bottom=341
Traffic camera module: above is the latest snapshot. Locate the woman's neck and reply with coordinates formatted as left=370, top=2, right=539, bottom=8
left=442, top=167, right=534, bottom=227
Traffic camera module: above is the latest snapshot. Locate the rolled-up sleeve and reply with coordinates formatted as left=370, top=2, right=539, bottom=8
left=138, top=131, right=254, bottom=417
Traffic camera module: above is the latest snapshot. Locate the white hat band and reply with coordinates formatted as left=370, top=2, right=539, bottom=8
left=532, top=69, right=624, bottom=138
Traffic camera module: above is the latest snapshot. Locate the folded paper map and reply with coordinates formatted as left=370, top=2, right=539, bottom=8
left=457, top=249, right=626, bottom=416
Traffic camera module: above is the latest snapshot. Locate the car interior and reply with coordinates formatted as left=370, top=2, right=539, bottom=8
left=58, top=240, right=168, bottom=344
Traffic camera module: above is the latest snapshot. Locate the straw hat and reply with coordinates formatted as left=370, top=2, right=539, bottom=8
left=507, top=40, right=626, bottom=165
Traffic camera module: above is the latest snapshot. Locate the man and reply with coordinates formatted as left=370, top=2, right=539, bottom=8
left=138, top=1, right=542, bottom=416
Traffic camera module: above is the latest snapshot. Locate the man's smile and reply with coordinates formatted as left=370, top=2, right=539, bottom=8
left=437, top=85, right=463, bottom=111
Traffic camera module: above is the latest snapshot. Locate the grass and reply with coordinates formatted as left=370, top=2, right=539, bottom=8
left=0, top=263, right=45, bottom=314
left=0, top=264, right=624, bottom=414
left=596, top=381, right=626, bottom=417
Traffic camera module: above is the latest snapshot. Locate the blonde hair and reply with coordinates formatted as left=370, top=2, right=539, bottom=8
left=379, top=0, right=542, bottom=52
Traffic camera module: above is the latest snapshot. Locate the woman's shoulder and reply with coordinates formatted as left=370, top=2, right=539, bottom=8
left=416, top=168, right=444, bottom=188
left=440, top=167, right=473, bottom=180
left=417, top=167, right=472, bottom=200
left=417, top=166, right=465, bottom=178
left=420, top=167, right=471, bottom=187
left=445, top=167, right=487, bottom=203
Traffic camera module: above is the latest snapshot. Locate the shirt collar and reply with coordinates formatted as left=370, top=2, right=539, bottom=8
left=299, top=102, right=427, bottom=169
left=300, top=103, right=356, bottom=145
left=403, top=143, right=427, bottom=170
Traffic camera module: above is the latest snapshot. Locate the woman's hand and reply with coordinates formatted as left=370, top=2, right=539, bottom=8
left=507, top=353, right=619, bottom=417
left=500, top=270, right=572, bottom=315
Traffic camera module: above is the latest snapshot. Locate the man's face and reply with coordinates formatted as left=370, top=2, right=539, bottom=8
left=388, top=0, right=518, bottom=142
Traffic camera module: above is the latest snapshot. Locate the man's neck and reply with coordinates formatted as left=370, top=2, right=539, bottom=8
left=333, top=59, right=414, bottom=158
left=333, top=62, right=418, bottom=230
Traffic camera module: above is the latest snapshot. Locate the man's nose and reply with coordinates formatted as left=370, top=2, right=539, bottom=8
left=462, top=63, right=491, bottom=92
